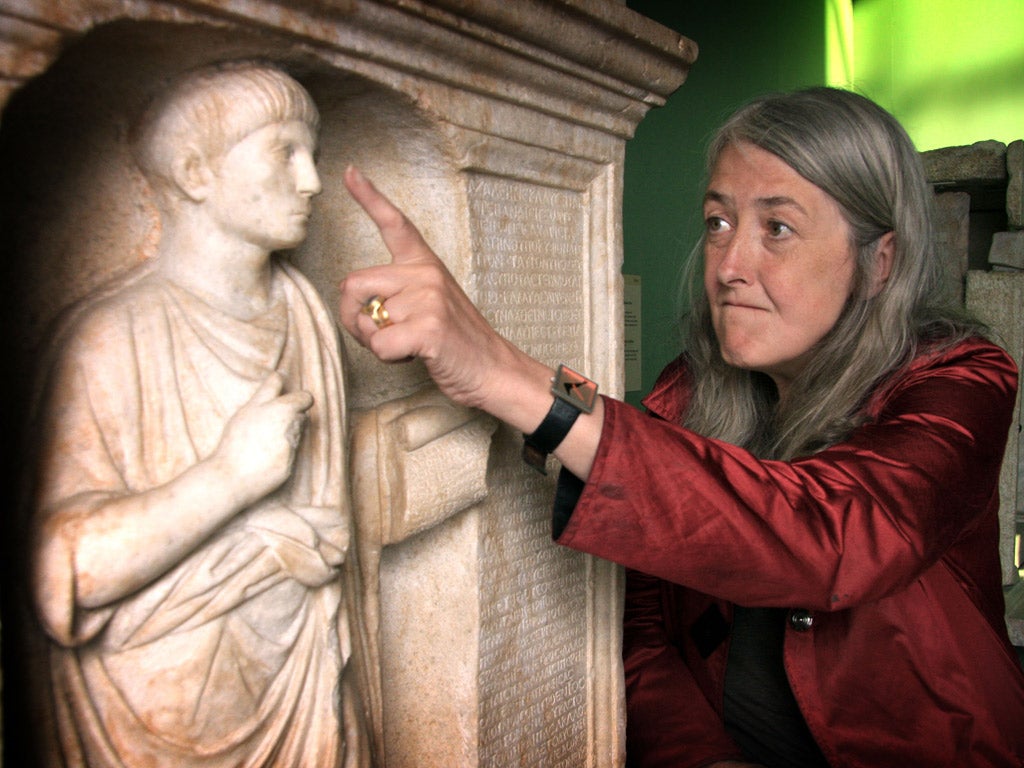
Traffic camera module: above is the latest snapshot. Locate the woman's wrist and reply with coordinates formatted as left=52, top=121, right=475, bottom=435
left=471, top=342, right=557, bottom=435
left=521, top=365, right=598, bottom=473
left=467, top=342, right=604, bottom=481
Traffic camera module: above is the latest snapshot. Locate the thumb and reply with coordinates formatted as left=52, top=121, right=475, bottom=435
left=249, top=372, right=286, bottom=404
left=281, top=389, right=315, bottom=413
left=343, top=165, right=433, bottom=267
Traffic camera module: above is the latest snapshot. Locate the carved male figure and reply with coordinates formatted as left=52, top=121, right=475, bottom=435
left=29, top=61, right=374, bottom=767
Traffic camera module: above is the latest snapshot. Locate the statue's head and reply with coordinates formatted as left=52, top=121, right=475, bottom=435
left=131, top=60, right=320, bottom=200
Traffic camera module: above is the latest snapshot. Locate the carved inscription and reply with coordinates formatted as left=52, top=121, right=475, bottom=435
left=469, top=175, right=586, bottom=364
left=479, top=452, right=589, bottom=765
left=468, top=173, right=590, bottom=763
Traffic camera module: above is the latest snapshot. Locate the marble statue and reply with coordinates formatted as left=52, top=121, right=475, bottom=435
left=27, top=60, right=376, bottom=768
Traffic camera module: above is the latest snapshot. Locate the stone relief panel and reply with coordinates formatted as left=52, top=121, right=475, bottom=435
left=13, top=55, right=379, bottom=768
left=0, top=5, right=696, bottom=767
left=0, top=23, right=477, bottom=767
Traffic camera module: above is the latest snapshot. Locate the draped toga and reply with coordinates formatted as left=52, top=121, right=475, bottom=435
left=30, top=258, right=374, bottom=768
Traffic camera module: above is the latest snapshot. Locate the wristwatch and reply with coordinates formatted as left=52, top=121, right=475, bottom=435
left=522, top=364, right=598, bottom=474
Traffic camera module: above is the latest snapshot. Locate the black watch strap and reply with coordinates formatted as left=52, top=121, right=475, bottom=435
left=523, top=396, right=581, bottom=473
left=522, top=364, right=598, bottom=474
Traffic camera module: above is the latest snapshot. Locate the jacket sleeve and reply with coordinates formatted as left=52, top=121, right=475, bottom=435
left=623, top=569, right=743, bottom=768
left=556, top=341, right=1017, bottom=611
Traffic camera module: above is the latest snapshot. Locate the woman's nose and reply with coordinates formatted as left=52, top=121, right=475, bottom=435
left=714, top=229, right=755, bottom=285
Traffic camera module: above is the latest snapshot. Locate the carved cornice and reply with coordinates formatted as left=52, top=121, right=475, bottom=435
left=0, top=0, right=696, bottom=142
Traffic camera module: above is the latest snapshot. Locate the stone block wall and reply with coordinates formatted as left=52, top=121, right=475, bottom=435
left=933, top=138, right=1024, bottom=643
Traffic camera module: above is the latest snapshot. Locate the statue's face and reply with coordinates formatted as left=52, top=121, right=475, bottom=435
left=204, top=119, right=321, bottom=251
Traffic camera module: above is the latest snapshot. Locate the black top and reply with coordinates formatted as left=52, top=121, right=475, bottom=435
left=723, top=606, right=830, bottom=767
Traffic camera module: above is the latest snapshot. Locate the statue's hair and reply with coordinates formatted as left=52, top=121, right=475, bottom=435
left=131, top=60, right=319, bottom=194
left=680, top=87, right=985, bottom=459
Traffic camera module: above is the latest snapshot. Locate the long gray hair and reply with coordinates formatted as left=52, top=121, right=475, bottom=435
left=681, top=87, right=984, bottom=459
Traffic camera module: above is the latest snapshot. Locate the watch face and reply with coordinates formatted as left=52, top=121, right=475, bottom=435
left=553, top=364, right=598, bottom=413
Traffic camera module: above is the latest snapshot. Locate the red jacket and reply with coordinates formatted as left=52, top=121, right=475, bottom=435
left=555, top=338, right=1024, bottom=767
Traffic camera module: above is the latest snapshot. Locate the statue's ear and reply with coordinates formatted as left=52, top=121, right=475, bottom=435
left=171, top=144, right=213, bottom=202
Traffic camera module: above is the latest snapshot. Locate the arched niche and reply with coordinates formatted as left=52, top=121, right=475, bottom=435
left=0, top=19, right=464, bottom=765
left=0, top=19, right=464, bottom=411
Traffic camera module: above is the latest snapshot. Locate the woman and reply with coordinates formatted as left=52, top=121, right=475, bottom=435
left=338, top=88, right=1024, bottom=766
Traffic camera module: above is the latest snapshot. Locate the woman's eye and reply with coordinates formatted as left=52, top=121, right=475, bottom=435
left=768, top=220, right=792, bottom=237
left=705, top=216, right=729, bottom=233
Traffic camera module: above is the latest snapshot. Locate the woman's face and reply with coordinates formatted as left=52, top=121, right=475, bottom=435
left=703, top=141, right=858, bottom=400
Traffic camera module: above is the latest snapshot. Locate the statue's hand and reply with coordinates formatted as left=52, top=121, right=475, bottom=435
left=213, top=372, right=314, bottom=505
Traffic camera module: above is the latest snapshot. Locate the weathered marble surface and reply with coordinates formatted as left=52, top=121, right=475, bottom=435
left=1008, top=140, right=1023, bottom=229
left=25, top=61, right=378, bottom=768
left=0, top=2, right=695, bottom=766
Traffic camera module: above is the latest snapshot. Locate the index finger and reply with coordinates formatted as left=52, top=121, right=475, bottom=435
left=343, top=166, right=433, bottom=266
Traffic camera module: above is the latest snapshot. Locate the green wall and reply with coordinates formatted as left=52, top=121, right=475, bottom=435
left=851, top=0, right=1024, bottom=151
left=622, top=1, right=828, bottom=405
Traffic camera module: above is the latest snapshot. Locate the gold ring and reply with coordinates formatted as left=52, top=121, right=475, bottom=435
left=361, top=296, right=392, bottom=328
